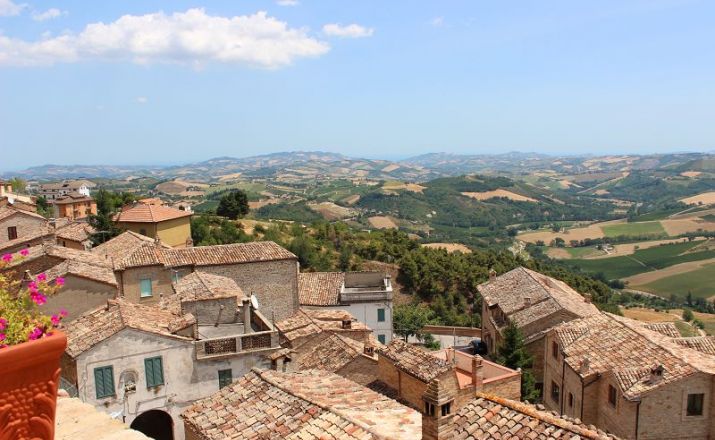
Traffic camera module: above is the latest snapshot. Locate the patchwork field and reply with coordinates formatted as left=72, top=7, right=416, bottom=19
left=621, top=307, right=715, bottom=336
left=422, top=243, right=472, bottom=253
left=308, top=202, right=357, bottom=221
left=461, top=189, right=537, bottom=203
left=680, top=191, right=715, bottom=205
left=382, top=181, right=425, bottom=193
left=601, top=221, right=666, bottom=238
left=368, top=216, right=398, bottom=229
left=632, top=262, right=715, bottom=300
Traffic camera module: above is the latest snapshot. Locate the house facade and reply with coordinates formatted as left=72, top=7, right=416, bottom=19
left=38, top=179, right=95, bottom=201
left=53, top=192, right=97, bottom=220
left=113, top=202, right=193, bottom=248
left=479, top=266, right=599, bottom=385
left=544, top=313, right=715, bottom=439
left=0, top=206, right=50, bottom=252
left=298, top=271, right=394, bottom=343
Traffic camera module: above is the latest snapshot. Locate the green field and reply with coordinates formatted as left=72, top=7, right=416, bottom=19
left=565, top=247, right=601, bottom=258
left=566, top=240, right=715, bottom=280
left=601, top=221, right=667, bottom=238
left=638, top=263, right=715, bottom=300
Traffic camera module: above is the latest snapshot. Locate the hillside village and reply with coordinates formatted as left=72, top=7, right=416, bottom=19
left=2, top=176, right=715, bottom=440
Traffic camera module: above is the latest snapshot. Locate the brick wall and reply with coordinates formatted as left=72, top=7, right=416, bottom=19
left=0, top=211, right=47, bottom=245
left=482, top=373, right=522, bottom=401
left=336, top=355, right=378, bottom=386
left=2, top=254, right=64, bottom=280
left=201, top=259, right=298, bottom=322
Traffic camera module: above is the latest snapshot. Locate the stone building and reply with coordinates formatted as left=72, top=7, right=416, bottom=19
left=544, top=312, right=715, bottom=439
left=112, top=240, right=299, bottom=321
left=113, top=202, right=193, bottom=248
left=479, top=266, right=599, bottom=384
left=91, top=230, right=171, bottom=261
left=298, top=271, right=394, bottom=343
left=0, top=205, right=53, bottom=253
left=61, top=272, right=281, bottom=440
left=53, top=192, right=97, bottom=220
left=377, top=339, right=522, bottom=411
left=274, top=308, right=380, bottom=386
left=55, top=221, right=95, bottom=250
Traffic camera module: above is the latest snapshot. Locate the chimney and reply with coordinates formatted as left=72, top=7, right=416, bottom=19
left=421, top=379, right=456, bottom=440
left=649, top=364, right=665, bottom=383
left=242, top=298, right=252, bottom=334
left=364, top=345, right=375, bottom=356
left=471, top=356, right=484, bottom=389
left=580, top=357, right=590, bottom=375
left=524, top=297, right=531, bottom=307
left=445, top=347, right=455, bottom=366
left=342, top=319, right=352, bottom=330
left=488, top=269, right=497, bottom=281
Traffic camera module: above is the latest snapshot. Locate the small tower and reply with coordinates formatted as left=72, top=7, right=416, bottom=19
left=421, top=378, right=456, bottom=440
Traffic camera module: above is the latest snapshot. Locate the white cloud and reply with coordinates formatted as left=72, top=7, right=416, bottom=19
left=32, top=8, right=66, bottom=21
left=277, top=0, right=299, bottom=6
left=136, top=96, right=148, bottom=104
left=431, top=16, right=444, bottom=27
left=0, top=0, right=25, bottom=16
left=0, top=8, right=330, bottom=68
left=322, top=23, right=374, bottom=38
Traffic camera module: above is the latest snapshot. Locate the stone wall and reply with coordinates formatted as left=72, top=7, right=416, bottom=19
left=336, top=355, right=378, bottom=386
left=0, top=211, right=47, bottom=246
left=46, top=276, right=117, bottom=321
left=119, top=265, right=174, bottom=305
left=181, top=297, right=239, bottom=325
left=2, top=254, right=64, bottom=280
left=482, top=372, right=522, bottom=401
left=201, top=259, right=298, bottom=322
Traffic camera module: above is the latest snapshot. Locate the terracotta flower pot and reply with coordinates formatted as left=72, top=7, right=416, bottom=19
left=0, top=331, right=67, bottom=440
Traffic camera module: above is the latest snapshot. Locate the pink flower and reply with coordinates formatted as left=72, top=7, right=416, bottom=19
left=51, top=315, right=61, bottom=326
left=60, top=309, right=68, bottom=317
left=1, top=254, right=12, bottom=263
left=0, top=318, right=7, bottom=331
left=37, top=273, right=47, bottom=282
left=0, top=333, right=5, bottom=341
left=19, top=249, right=29, bottom=256
left=28, top=281, right=38, bottom=291
left=30, top=291, right=47, bottom=305
left=28, top=327, right=44, bottom=340
left=55, top=277, right=65, bottom=287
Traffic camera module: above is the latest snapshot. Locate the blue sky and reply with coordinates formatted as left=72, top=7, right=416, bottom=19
left=1, top=0, right=714, bottom=170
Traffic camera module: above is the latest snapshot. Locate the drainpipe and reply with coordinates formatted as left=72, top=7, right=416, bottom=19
left=635, top=399, right=641, bottom=439
left=242, top=298, right=252, bottom=334
left=560, top=355, right=566, bottom=414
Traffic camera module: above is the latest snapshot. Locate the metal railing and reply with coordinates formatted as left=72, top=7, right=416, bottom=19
left=195, top=330, right=279, bottom=360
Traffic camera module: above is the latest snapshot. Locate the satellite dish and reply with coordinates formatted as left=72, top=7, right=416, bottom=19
left=250, top=293, right=260, bottom=310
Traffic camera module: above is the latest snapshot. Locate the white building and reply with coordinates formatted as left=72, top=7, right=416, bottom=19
left=298, top=271, right=394, bottom=343
left=61, top=272, right=281, bottom=440
left=38, top=180, right=95, bottom=201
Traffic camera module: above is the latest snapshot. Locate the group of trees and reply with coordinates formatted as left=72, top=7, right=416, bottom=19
left=87, top=189, right=137, bottom=244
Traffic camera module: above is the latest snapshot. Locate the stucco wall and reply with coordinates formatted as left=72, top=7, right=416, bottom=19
left=181, top=297, right=239, bottom=325
left=304, top=302, right=393, bottom=343
left=119, top=265, right=174, bottom=305
left=156, top=217, right=192, bottom=248
left=72, top=328, right=272, bottom=440
left=201, top=259, right=298, bottom=322
left=46, top=275, right=117, bottom=321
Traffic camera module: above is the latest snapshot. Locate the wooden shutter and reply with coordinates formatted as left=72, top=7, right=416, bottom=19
left=94, top=366, right=114, bottom=398
left=145, top=357, right=164, bottom=387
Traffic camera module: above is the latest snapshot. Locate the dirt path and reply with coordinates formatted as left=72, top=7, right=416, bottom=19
left=624, top=257, right=715, bottom=285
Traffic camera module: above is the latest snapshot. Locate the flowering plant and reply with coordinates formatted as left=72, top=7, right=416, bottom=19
left=0, top=250, right=67, bottom=348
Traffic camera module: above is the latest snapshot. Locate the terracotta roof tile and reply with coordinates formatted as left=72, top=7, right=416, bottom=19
left=672, top=336, right=715, bottom=355
left=43, top=260, right=117, bottom=287
left=298, top=272, right=344, bottom=306
left=453, top=393, right=615, bottom=439
left=377, top=339, right=451, bottom=382
left=55, top=222, right=95, bottom=243
left=113, top=203, right=192, bottom=223
left=91, top=231, right=168, bottom=261
left=276, top=309, right=371, bottom=346
left=554, top=313, right=715, bottom=400
left=642, top=322, right=681, bottom=338
left=181, top=369, right=420, bottom=440
left=64, top=299, right=194, bottom=358
left=297, top=332, right=368, bottom=372
left=173, top=271, right=244, bottom=302
left=54, top=192, right=94, bottom=204
left=114, top=241, right=297, bottom=270
left=0, top=206, right=47, bottom=222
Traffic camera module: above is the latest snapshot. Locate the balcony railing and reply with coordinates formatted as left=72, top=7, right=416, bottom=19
left=194, top=330, right=279, bottom=360
left=340, top=290, right=393, bottom=304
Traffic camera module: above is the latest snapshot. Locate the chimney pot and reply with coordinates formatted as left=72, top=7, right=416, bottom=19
left=524, top=297, right=531, bottom=306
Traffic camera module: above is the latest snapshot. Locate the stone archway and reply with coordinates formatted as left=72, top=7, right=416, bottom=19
left=130, top=409, right=174, bottom=440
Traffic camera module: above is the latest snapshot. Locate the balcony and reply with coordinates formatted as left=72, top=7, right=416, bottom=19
left=194, top=330, right=279, bottom=360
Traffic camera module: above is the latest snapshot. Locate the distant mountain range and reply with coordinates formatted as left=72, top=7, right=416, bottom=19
left=3, top=151, right=715, bottom=182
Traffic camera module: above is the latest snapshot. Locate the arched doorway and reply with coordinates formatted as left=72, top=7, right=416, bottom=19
left=130, top=409, right=174, bottom=440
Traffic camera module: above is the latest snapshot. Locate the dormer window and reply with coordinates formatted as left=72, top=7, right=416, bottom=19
left=441, top=402, right=452, bottom=417
left=425, top=402, right=435, bottom=416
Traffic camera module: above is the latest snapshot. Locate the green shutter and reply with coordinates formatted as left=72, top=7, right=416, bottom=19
left=218, top=369, right=233, bottom=389
left=378, top=334, right=386, bottom=344
left=377, top=308, right=385, bottom=322
left=145, top=356, right=164, bottom=387
left=94, top=366, right=114, bottom=399
left=140, top=279, right=153, bottom=297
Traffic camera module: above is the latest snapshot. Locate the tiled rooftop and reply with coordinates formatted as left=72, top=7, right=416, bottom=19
left=553, top=313, right=715, bottom=400
left=0, top=205, right=47, bottom=222
left=55, top=221, right=95, bottom=242
left=114, top=240, right=297, bottom=270
left=479, top=267, right=599, bottom=330
left=276, top=308, right=371, bottom=344
left=113, top=202, right=192, bottom=223
left=297, top=332, right=370, bottom=372
left=298, top=271, right=344, bottom=306
left=91, top=230, right=169, bottom=261
left=54, top=192, right=94, bottom=204
left=3, top=243, right=112, bottom=269
left=43, top=259, right=117, bottom=286
left=642, top=322, right=681, bottom=338
left=672, top=336, right=715, bottom=355
left=173, top=271, right=244, bottom=302
left=378, top=339, right=452, bottom=383
left=181, top=369, right=421, bottom=440
left=452, top=393, right=615, bottom=439
left=64, top=299, right=194, bottom=358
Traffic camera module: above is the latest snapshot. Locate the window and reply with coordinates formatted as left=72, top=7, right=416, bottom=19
left=140, top=279, right=153, bottom=297
left=218, top=369, right=233, bottom=389
left=377, top=334, right=386, bottom=344
left=425, top=402, right=435, bottom=416
left=377, top=308, right=386, bottom=322
left=551, top=381, right=560, bottom=403
left=144, top=356, right=164, bottom=388
left=7, top=226, right=17, bottom=240
left=608, top=385, right=617, bottom=407
left=687, top=393, right=704, bottom=416
left=552, top=341, right=559, bottom=359
left=172, top=271, right=181, bottom=284
left=94, top=366, right=115, bottom=399
left=441, top=402, right=452, bottom=417
left=568, top=392, right=574, bottom=407
left=139, top=228, right=147, bottom=236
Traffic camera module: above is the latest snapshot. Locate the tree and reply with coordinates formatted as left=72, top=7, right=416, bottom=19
left=35, top=196, right=50, bottom=217
left=88, top=189, right=136, bottom=245
left=216, top=190, right=249, bottom=220
left=393, top=303, right=435, bottom=342
left=682, top=308, right=694, bottom=322
left=495, top=321, right=540, bottom=401
left=8, top=177, right=26, bottom=193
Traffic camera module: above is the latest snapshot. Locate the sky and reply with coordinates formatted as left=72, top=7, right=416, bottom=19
left=1, top=0, right=714, bottom=170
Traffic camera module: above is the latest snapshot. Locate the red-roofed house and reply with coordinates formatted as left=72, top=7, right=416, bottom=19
left=114, top=202, right=193, bottom=247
